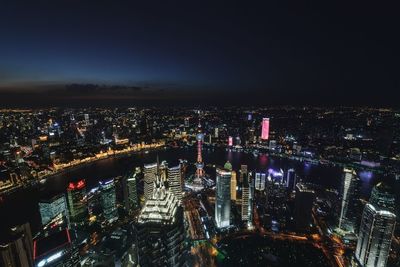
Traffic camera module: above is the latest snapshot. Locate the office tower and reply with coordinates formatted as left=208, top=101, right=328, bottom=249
left=136, top=177, right=186, bottom=267
left=239, top=165, right=248, bottom=184
left=294, top=183, right=315, bottom=232
left=99, top=178, right=118, bottom=222
left=369, top=182, right=396, bottom=213
left=143, top=163, right=158, bottom=201
left=39, top=194, right=69, bottom=227
left=248, top=172, right=255, bottom=225
left=285, top=168, right=297, bottom=191
left=338, top=168, right=361, bottom=233
left=230, top=171, right=237, bottom=201
left=261, top=118, right=270, bottom=140
left=33, top=228, right=80, bottom=267
left=241, top=172, right=250, bottom=222
left=355, top=183, right=396, bottom=267
left=228, top=136, right=233, bottom=146
left=0, top=223, right=34, bottom=267
left=168, top=165, right=183, bottom=205
left=255, top=172, right=266, bottom=191
left=124, top=170, right=139, bottom=212
left=66, top=179, right=87, bottom=223
left=184, top=117, right=189, bottom=128
left=215, top=168, right=231, bottom=228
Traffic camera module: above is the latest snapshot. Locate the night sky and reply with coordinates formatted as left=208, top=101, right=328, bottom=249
left=0, top=1, right=399, bottom=107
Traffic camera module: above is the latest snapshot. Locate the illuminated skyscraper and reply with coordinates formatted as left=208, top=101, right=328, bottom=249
left=261, top=118, right=270, bottom=140
left=215, top=168, right=231, bottom=228
left=255, top=172, right=266, bottom=191
left=168, top=165, right=183, bottom=205
left=122, top=171, right=140, bottom=213
left=285, top=168, right=297, bottom=191
left=143, top=163, right=158, bottom=201
left=137, top=177, right=186, bottom=266
left=39, top=194, right=69, bottom=227
left=230, top=171, right=237, bottom=201
left=241, top=172, right=250, bottom=223
left=66, top=179, right=87, bottom=223
left=239, top=164, right=248, bottom=184
left=228, top=136, right=233, bottom=146
left=355, top=183, right=396, bottom=267
left=99, top=178, right=118, bottom=222
left=338, top=168, right=361, bottom=233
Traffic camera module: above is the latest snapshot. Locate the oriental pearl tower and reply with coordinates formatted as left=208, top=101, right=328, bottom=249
left=195, top=119, right=205, bottom=180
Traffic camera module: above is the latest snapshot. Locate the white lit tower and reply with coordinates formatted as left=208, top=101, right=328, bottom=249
left=355, top=183, right=396, bottom=267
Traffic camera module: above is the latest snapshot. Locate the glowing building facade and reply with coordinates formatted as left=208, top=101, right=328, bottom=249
left=99, top=178, right=118, bottom=222
left=168, top=165, right=183, bottom=205
left=241, top=172, right=250, bottom=222
left=39, top=194, right=69, bottom=227
left=136, top=177, right=186, bottom=266
left=143, top=163, right=158, bottom=201
left=228, top=136, right=233, bottom=146
left=338, top=168, right=361, bottom=233
left=285, top=168, right=296, bottom=191
left=261, top=118, right=270, bottom=140
left=255, top=172, right=266, bottom=191
left=230, top=171, right=237, bottom=201
left=355, top=183, right=396, bottom=267
left=127, top=171, right=139, bottom=211
left=215, top=168, right=231, bottom=228
left=66, top=179, right=87, bottom=223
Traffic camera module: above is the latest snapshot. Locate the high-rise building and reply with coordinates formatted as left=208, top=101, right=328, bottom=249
left=261, top=118, right=270, bottom=140
left=241, top=172, right=250, bottom=223
left=294, top=183, right=315, bottom=232
left=255, top=172, right=266, bottom=191
left=215, top=168, right=231, bottom=228
left=230, top=171, right=237, bottom=201
left=124, top=169, right=139, bottom=212
left=355, top=183, right=396, bottom=267
left=214, top=127, right=219, bottom=138
left=228, top=136, right=233, bottom=146
left=168, top=165, right=183, bottom=205
left=285, top=168, right=297, bottom=191
left=136, top=177, right=186, bottom=266
left=143, top=163, right=158, bottom=201
left=66, top=179, right=87, bottom=223
left=0, top=223, right=34, bottom=267
left=39, top=194, right=69, bottom=227
left=338, top=168, right=361, bottom=233
left=99, top=178, right=118, bottom=222
left=239, top=165, right=248, bottom=184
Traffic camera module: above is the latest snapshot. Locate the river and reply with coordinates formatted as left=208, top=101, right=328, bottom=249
left=0, top=146, right=381, bottom=234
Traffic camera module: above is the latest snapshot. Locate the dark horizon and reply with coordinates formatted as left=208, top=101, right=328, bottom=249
left=0, top=2, right=399, bottom=107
